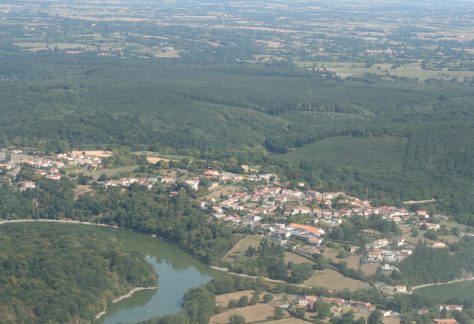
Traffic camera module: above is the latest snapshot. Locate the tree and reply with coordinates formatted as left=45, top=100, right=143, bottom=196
left=440, top=307, right=449, bottom=319
left=274, top=307, right=285, bottom=320
left=182, top=287, right=216, bottom=324
left=294, top=307, right=306, bottom=319
left=411, top=228, right=419, bottom=237
left=249, top=294, right=260, bottom=305
left=314, top=255, right=329, bottom=270
left=98, top=174, right=108, bottom=181
left=228, top=299, right=238, bottom=308
left=313, top=300, right=331, bottom=319
left=289, top=263, right=313, bottom=283
left=367, top=310, right=383, bottom=324
left=238, top=296, right=249, bottom=307
left=159, top=314, right=190, bottom=324
left=229, top=314, right=246, bottom=324
left=263, top=294, right=273, bottom=303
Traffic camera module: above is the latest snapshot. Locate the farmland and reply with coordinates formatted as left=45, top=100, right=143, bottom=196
left=303, top=269, right=370, bottom=292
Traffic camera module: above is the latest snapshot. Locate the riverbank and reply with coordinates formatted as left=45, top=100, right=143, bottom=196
left=95, top=286, right=158, bottom=320
left=0, top=220, right=213, bottom=323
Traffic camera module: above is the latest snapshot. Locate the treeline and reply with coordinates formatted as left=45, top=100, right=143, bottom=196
left=0, top=177, right=236, bottom=264
left=398, top=238, right=474, bottom=285
left=0, top=223, right=156, bottom=322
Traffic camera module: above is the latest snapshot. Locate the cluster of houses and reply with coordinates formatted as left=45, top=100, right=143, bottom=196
left=365, top=239, right=414, bottom=264
left=19, top=152, right=102, bottom=171
left=104, top=176, right=158, bottom=189
left=1, top=150, right=106, bottom=191
left=375, top=282, right=408, bottom=295
left=296, top=295, right=377, bottom=314
left=203, top=183, right=420, bottom=228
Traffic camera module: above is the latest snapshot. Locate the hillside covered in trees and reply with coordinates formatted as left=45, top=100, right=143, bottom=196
left=1, top=48, right=474, bottom=223
left=0, top=223, right=156, bottom=322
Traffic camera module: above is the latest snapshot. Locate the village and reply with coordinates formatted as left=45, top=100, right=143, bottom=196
left=0, top=148, right=471, bottom=324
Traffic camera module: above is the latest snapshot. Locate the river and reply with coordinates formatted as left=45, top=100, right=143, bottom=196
left=0, top=220, right=215, bottom=324
left=91, top=227, right=215, bottom=324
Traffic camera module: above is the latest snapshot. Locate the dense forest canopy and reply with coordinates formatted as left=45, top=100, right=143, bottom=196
left=0, top=223, right=156, bottom=323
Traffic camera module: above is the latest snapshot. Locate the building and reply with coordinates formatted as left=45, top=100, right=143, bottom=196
left=288, top=223, right=325, bottom=236
left=439, top=305, right=463, bottom=312
left=434, top=319, right=457, bottom=324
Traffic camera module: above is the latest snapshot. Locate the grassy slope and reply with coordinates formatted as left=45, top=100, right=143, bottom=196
left=413, top=281, right=474, bottom=303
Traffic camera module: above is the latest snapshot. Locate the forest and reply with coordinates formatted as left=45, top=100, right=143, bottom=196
left=1, top=47, right=473, bottom=223
left=0, top=223, right=156, bottom=322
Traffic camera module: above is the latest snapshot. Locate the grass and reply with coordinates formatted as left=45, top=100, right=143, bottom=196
left=86, top=165, right=138, bottom=180
left=210, top=303, right=279, bottom=324
left=296, top=60, right=474, bottom=82
left=284, top=252, right=313, bottom=265
left=225, top=235, right=263, bottom=260
left=283, top=136, right=407, bottom=173
left=204, top=185, right=240, bottom=200
left=323, top=247, right=378, bottom=276
left=215, top=290, right=257, bottom=307
left=413, top=280, right=474, bottom=303
left=261, top=319, right=307, bottom=324
left=303, top=269, right=370, bottom=292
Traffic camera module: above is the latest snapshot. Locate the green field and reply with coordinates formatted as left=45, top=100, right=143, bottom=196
left=296, top=61, right=474, bottom=82
left=413, top=280, right=474, bottom=303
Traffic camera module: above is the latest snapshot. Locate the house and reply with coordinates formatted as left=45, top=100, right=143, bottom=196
left=185, top=179, right=199, bottom=190
left=393, top=285, right=407, bottom=293
left=421, top=222, right=440, bottom=231
left=307, top=237, right=323, bottom=246
left=350, top=246, right=360, bottom=253
left=417, top=210, right=429, bottom=219
left=18, top=181, right=36, bottom=191
left=291, top=206, right=311, bottom=215
left=373, top=239, right=390, bottom=248
left=439, top=305, right=463, bottom=312
left=434, top=319, right=457, bottom=324
left=297, top=297, right=318, bottom=308
left=45, top=174, right=61, bottom=180
left=161, top=176, right=176, bottom=184
left=297, top=298, right=308, bottom=307
left=368, top=249, right=383, bottom=262
left=432, top=242, right=447, bottom=248
left=288, top=223, right=325, bottom=236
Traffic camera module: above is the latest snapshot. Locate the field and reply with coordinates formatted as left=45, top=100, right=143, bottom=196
left=261, top=319, right=307, bottom=324
left=225, top=235, right=263, bottom=260
left=215, top=290, right=257, bottom=307
left=296, top=61, right=474, bottom=82
left=284, top=136, right=407, bottom=173
left=413, top=280, right=474, bottom=303
left=210, top=303, right=281, bottom=324
left=284, top=252, right=313, bottom=265
left=205, top=185, right=241, bottom=200
left=71, top=150, right=113, bottom=158
left=322, top=247, right=378, bottom=276
left=86, top=165, right=138, bottom=180
left=303, top=269, right=370, bottom=292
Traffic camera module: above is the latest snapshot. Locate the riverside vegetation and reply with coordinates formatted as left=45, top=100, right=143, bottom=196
left=0, top=223, right=156, bottom=323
